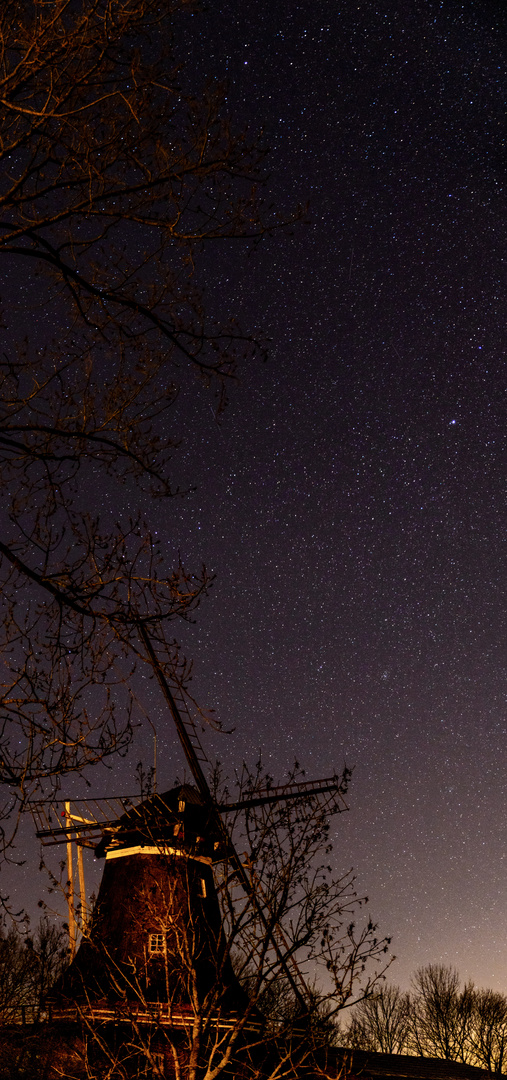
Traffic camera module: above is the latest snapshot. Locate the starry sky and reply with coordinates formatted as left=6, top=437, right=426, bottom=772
left=8, top=0, right=507, bottom=998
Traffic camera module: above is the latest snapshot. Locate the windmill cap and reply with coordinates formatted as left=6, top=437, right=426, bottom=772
left=94, top=784, right=227, bottom=859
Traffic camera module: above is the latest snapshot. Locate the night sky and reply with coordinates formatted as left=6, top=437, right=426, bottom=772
left=8, top=0, right=507, bottom=999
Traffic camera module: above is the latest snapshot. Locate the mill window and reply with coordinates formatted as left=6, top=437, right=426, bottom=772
left=148, top=933, right=165, bottom=955
left=199, top=877, right=207, bottom=898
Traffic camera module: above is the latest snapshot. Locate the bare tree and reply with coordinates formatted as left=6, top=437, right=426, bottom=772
left=25, top=917, right=69, bottom=1023
left=223, top=764, right=391, bottom=1022
left=345, top=985, right=411, bottom=1054
left=0, top=918, right=66, bottom=1080
left=0, top=0, right=280, bottom=372
left=468, top=989, right=507, bottom=1076
left=0, top=922, right=37, bottom=1025
left=408, top=965, right=475, bottom=1063
left=0, top=917, right=66, bottom=1025
left=0, top=1, right=295, bottom=845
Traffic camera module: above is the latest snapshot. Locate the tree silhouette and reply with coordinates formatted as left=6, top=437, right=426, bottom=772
left=0, top=0, right=296, bottom=846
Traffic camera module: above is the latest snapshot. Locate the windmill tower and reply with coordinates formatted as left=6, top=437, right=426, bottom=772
left=31, top=628, right=350, bottom=1030
left=40, top=784, right=251, bottom=1024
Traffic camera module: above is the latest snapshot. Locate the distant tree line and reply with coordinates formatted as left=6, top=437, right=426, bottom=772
left=345, top=964, right=507, bottom=1074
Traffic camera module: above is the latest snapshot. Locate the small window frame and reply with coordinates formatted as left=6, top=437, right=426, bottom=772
left=148, top=932, right=165, bottom=955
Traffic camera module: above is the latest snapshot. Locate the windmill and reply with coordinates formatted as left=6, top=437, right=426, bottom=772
left=30, top=627, right=349, bottom=1026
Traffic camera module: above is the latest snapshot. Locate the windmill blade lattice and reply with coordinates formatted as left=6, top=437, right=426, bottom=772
left=218, top=774, right=348, bottom=816
left=30, top=796, right=143, bottom=848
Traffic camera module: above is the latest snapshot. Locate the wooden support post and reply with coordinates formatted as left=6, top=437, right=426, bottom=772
left=77, top=841, right=87, bottom=935
left=65, top=802, right=77, bottom=959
